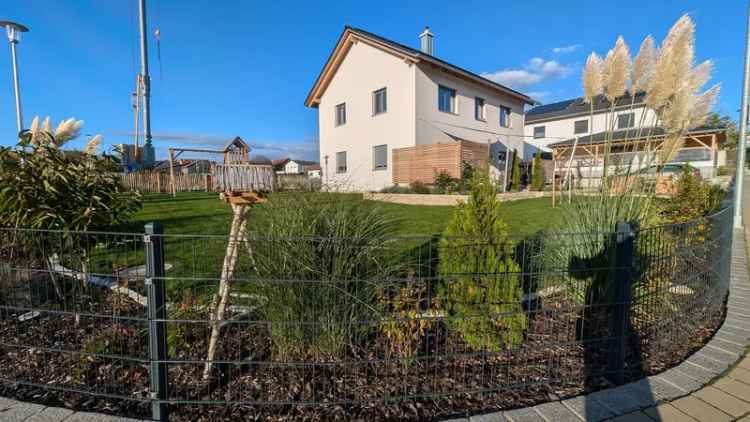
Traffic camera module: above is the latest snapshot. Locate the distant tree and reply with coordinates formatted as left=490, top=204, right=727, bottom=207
left=531, top=153, right=545, bottom=191
left=704, top=112, right=738, bottom=147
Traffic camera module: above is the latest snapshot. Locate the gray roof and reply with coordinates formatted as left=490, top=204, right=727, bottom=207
left=307, top=26, right=533, bottom=106
left=526, top=93, right=646, bottom=124
left=548, top=126, right=726, bottom=148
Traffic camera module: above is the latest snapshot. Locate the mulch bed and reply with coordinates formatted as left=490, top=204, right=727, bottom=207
left=0, top=283, right=725, bottom=421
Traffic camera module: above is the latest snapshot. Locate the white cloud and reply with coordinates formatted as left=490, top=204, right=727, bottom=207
left=481, top=58, right=572, bottom=90
left=526, top=91, right=551, bottom=102
left=552, top=44, right=582, bottom=55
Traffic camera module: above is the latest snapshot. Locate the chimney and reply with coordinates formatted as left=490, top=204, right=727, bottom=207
left=419, top=26, right=434, bottom=55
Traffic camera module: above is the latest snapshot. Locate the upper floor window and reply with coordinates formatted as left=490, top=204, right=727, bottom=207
left=335, top=103, right=346, bottom=126
left=533, top=126, right=546, bottom=139
left=438, top=85, right=457, bottom=113
left=373, top=88, right=387, bottom=115
left=474, top=97, right=485, bottom=121
left=574, top=119, right=588, bottom=134
left=617, top=113, right=635, bottom=129
left=336, top=151, right=347, bottom=173
left=499, top=106, right=511, bottom=128
left=373, top=144, right=387, bottom=170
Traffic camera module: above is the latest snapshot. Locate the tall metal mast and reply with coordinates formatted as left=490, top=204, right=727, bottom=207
left=138, top=0, right=152, bottom=148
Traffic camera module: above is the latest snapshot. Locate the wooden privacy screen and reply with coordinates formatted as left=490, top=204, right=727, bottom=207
left=211, top=164, right=276, bottom=192
left=392, top=140, right=488, bottom=185
left=121, top=172, right=210, bottom=193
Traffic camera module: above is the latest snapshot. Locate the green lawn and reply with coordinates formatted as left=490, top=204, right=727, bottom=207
left=131, top=192, right=562, bottom=238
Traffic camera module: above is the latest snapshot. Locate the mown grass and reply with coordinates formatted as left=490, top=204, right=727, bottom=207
left=130, top=192, right=561, bottom=238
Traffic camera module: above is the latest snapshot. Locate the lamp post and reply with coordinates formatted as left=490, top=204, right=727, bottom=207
left=0, top=21, right=29, bottom=135
left=734, top=2, right=750, bottom=228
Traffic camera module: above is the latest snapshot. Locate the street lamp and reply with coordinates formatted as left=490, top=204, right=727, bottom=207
left=0, top=20, right=29, bottom=135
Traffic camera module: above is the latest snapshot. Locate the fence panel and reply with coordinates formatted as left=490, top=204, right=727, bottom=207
left=0, top=206, right=735, bottom=421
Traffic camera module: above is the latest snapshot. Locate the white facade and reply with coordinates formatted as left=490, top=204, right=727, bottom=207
left=312, top=31, right=528, bottom=192
left=307, top=169, right=322, bottom=178
left=523, top=103, right=656, bottom=160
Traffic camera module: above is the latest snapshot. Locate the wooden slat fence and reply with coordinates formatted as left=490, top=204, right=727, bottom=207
left=392, top=140, right=488, bottom=185
left=120, top=172, right=210, bottom=193
left=211, top=164, right=276, bottom=192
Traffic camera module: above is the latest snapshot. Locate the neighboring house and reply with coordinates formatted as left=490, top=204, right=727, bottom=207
left=284, top=159, right=319, bottom=175
left=307, top=164, right=322, bottom=178
left=305, top=26, right=533, bottom=192
left=525, top=93, right=727, bottom=179
left=272, top=158, right=290, bottom=174
left=523, top=93, right=655, bottom=160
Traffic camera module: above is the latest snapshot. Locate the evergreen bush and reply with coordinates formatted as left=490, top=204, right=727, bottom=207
left=438, top=170, right=526, bottom=351
left=531, top=153, right=545, bottom=191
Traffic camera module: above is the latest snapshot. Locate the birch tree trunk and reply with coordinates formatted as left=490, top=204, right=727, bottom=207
left=203, top=204, right=247, bottom=380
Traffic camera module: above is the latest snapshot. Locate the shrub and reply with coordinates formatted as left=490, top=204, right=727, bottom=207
left=409, top=181, right=431, bottom=194
left=247, top=193, right=400, bottom=360
left=663, top=166, right=726, bottom=223
left=380, top=184, right=411, bottom=194
left=438, top=169, right=526, bottom=351
left=434, top=170, right=456, bottom=194
left=531, top=153, right=545, bottom=191
left=379, top=283, right=436, bottom=358
left=0, top=138, right=141, bottom=232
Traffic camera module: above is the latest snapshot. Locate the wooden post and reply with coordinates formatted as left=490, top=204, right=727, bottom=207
left=203, top=192, right=266, bottom=381
left=552, top=154, right=557, bottom=208
left=168, top=148, right=176, bottom=197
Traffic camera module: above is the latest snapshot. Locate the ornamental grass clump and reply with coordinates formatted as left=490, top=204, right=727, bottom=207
left=438, top=169, right=526, bottom=351
left=247, top=193, right=400, bottom=360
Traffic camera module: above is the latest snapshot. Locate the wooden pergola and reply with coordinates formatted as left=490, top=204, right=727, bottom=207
left=547, top=127, right=727, bottom=205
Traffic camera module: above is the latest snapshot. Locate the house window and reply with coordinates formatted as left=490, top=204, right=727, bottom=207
left=336, top=151, right=347, bottom=173
left=617, top=113, right=635, bottom=129
left=533, top=126, right=546, bottom=139
left=574, top=119, right=588, bottom=134
left=438, top=85, right=457, bottom=113
left=335, top=103, right=346, bottom=126
left=474, top=97, right=485, bottom=121
left=373, top=144, right=387, bottom=170
left=373, top=88, right=387, bottom=115
left=499, top=106, right=511, bottom=128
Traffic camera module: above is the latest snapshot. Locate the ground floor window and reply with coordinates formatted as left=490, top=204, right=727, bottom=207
left=336, top=151, right=347, bottom=173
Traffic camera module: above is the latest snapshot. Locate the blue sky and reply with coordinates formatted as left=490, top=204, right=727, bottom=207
left=0, top=0, right=746, bottom=160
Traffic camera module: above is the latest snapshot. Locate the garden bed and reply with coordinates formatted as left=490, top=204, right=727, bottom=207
left=0, top=281, right=725, bottom=421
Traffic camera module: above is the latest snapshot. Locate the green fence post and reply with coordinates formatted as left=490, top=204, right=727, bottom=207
left=145, top=222, right=169, bottom=421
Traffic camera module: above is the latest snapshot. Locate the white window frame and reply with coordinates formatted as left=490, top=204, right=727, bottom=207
left=533, top=126, right=546, bottom=139
left=499, top=106, right=512, bottom=128
left=373, top=87, right=387, bottom=116
left=373, top=144, right=387, bottom=170
left=574, top=119, right=588, bottom=134
left=336, top=151, right=347, bottom=173
left=474, top=97, right=485, bottom=121
left=438, top=85, right=457, bottom=114
left=335, top=102, right=346, bottom=127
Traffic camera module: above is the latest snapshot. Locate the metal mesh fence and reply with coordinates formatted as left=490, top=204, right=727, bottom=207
left=0, top=206, right=733, bottom=420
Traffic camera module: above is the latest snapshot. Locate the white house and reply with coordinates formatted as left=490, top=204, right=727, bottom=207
left=307, top=164, right=322, bottom=179
left=283, top=159, right=318, bottom=175
left=524, top=93, right=727, bottom=179
left=305, top=26, right=534, bottom=192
